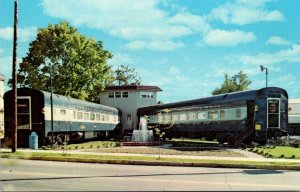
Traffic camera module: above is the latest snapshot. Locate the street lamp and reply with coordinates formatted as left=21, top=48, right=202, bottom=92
left=260, top=65, right=268, bottom=89
left=260, top=65, right=268, bottom=143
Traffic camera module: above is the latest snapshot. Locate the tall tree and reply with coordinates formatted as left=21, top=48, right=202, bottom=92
left=211, top=71, right=252, bottom=95
left=112, top=65, right=142, bottom=86
left=12, top=21, right=113, bottom=102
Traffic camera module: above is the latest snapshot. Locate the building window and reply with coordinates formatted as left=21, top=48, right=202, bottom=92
left=140, top=92, right=154, bottom=99
left=122, top=92, right=128, bottom=98
left=108, top=92, right=114, bottom=98
left=115, top=92, right=121, bottom=98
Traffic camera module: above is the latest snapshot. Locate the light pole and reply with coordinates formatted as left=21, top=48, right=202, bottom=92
left=260, top=65, right=268, bottom=143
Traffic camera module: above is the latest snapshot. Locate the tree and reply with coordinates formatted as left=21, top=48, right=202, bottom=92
left=12, top=21, right=113, bottom=102
left=111, top=65, right=142, bottom=86
left=211, top=71, right=252, bottom=95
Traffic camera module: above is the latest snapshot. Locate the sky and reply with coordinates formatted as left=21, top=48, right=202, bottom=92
left=1, top=0, right=300, bottom=103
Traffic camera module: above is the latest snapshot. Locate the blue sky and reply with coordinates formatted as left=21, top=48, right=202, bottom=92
left=1, top=0, right=300, bottom=103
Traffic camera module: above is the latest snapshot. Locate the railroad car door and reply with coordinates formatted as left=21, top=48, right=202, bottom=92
left=17, top=96, right=32, bottom=130
left=267, top=98, right=280, bottom=128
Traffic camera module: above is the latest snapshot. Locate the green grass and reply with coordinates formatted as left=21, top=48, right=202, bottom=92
left=249, top=146, right=300, bottom=159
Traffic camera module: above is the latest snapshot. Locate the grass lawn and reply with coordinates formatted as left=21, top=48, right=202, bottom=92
left=248, top=146, right=300, bottom=159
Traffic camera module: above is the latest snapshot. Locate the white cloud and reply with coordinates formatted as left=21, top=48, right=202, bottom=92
left=125, top=40, right=184, bottom=51
left=42, top=0, right=210, bottom=51
left=266, top=36, right=290, bottom=46
left=209, top=0, right=283, bottom=25
left=203, top=29, right=256, bottom=47
left=238, top=44, right=300, bottom=65
left=108, top=53, right=135, bottom=67
left=0, top=26, right=37, bottom=42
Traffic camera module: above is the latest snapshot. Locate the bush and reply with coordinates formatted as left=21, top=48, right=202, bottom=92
left=280, top=154, right=284, bottom=158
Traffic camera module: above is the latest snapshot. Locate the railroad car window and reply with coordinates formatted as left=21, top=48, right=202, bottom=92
left=113, top=116, right=117, bottom=122
left=96, top=114, right=100, bottom=121
left=73, top=111, right=76, bottom=119
left=100, top=114, right=104, bottom=121
left=157, top=114, right=163, bottom=123
left=127, top=114, right=132, bottom=121
left=198, top=112, right=206, bottom=120
left=236, top=108, right=241, bottom=118
left=208, top=111, right=218, bottom=119
left=60, top=109, right=66, bottom=115
left=179, top=113, right=187, bottom=121
left=115, top=92, right=121, bottom=98
left=77, top=112, right=83, bottom=120
left=188, top=113, right=196, bottom=120
left=172, top=114, right=178, bottom=121
left=108, top=92, right=114, bottom=98
left=164, top=115, right=170, bottom=123
left=90, top=113, right=95, bottom=121
left=122, top=92, right=128, bottom=98
left=220, top=110, right=226, bottom=119
left=84, top=113, right=89, bottom=120
left=105, top=115, right=109, bottom=121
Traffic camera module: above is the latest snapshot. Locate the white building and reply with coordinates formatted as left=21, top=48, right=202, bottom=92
left=99, top=85, right=162, bottom=136
left=0, top=73, right=5, bottom=132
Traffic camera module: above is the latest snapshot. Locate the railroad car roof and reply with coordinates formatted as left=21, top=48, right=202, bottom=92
left=138, top=87, right=287, bottom=114
left=6, top=88, right=119, bottom=113
left=41, top=91, right=119, bottom=113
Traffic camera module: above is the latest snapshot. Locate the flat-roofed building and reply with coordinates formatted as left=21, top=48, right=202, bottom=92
left=99, top=85, right=162, bottom=136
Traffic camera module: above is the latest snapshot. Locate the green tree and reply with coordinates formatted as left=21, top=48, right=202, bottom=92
left=13, top=21, right=113, bottom=102
left=112, top=65, right=142, bottom=86
left=211, top=71, right=252, bottom=95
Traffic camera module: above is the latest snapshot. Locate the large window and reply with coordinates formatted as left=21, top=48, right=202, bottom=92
left=220, top=110, right=226, bottom=119
left=122, top=92, right=128, bottom=98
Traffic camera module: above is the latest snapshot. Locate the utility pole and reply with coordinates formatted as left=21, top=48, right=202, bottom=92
left=12, top=0, right=18, bottom=153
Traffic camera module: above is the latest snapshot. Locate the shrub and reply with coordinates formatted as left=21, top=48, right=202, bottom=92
left=291, top=155, right=295, bottom=159
left=280, top=154, right=284, bottom=158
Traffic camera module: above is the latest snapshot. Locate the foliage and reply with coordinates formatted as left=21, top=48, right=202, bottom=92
left=111, top=65, right=142, bottom=86
left=211, top=71, right=252, bottom=95
left=12, top=21, right=113, bottom=102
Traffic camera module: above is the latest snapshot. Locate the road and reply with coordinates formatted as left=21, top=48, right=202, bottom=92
left=1, top=159, right=300, bottom=191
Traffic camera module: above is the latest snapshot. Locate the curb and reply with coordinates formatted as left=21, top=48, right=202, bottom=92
left=2, top=155, right=300, bottom=171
